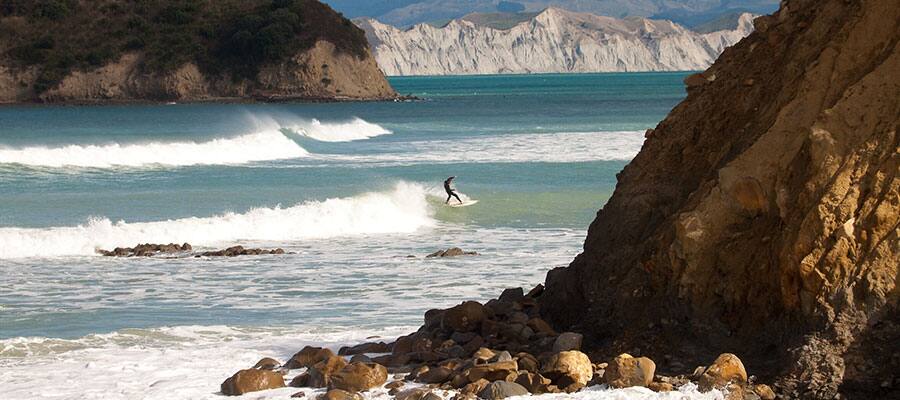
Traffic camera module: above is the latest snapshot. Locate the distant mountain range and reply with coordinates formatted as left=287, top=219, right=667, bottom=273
left=356, top=8, right=755, bottom=76
left=325, top=0, right=777, bottom=27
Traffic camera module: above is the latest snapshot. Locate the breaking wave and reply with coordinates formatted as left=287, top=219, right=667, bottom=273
left=0, top=182, right=433, bottom=259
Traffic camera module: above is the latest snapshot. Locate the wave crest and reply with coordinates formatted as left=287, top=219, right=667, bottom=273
left=0, top=182, right=433, bottom=259
left=284, top=117, right=392, bottom=142
left=0, top=130, right=307, bottom=168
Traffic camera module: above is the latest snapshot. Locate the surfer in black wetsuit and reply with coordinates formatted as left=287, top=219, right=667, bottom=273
left=444, top=176, right=463, bottom=204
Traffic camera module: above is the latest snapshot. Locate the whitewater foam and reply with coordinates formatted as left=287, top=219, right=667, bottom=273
left=284, top=117, right=392, bottom=142
left=0, top=182, right=433, bottom=259
left=0, top=325, right=725, bottom=400
left=0, top=130, right=307, bottom=168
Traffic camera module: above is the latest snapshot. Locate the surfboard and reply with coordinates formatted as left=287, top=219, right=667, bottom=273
left=447, top=200, right=478, bottom=207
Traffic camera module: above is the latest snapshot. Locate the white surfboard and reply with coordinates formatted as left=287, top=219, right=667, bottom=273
left=447, top=200, right=478, bottom=207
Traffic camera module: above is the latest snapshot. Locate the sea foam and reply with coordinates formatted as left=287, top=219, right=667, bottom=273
left=0, top=182, right=433, bottom=259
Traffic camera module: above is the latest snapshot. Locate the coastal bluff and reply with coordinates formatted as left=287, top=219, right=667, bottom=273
left=537, top=0, right=899, bottom=398
left=0, top=0, right=396, bottom=103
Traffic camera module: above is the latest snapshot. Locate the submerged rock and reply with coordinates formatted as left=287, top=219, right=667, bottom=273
left=97, top=242, right=191, bottom=257
left=199, top=245, right=285, bottom=257
left=427, top=247, right=478, bottom=258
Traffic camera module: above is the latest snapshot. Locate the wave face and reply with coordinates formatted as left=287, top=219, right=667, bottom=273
left=285, top=117, right=392, bottom=142
left=0, top=130, right=307, bottom=168
left=0, top=182, right=432, bottom=259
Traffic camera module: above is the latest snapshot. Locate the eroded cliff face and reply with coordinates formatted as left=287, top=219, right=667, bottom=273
left=357, top=8, right=754, bottom=76
left=0, top=41, right=395, bottom=103
left=539, top=0, right=898, bottom=398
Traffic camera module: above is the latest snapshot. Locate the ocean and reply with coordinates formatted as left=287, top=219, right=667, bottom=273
left=0, top=73, right=724, bottom=399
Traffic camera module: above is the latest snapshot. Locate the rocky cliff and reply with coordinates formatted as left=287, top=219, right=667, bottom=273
left=356, top=8, right=754, bottom=75
left=539, top=0, right=898, bottom=398
left=0, top=0, right=395, bottom=103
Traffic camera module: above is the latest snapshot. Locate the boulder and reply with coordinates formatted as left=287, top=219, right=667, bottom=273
left=253, top=357, right=282, bottom=370
left=514, top=371, right=553, bottom=394
left=477, top=381, right=529, bottom=399
left=317, top=389, right=363, bottom=400
left=603, top=353, right=655, bottom=389
left=308, top=355, right=349, bottom=388
left=221, top=368, right=285, bottom=395
left=753, top=384, right=776, bottom=400
left=698, top=354, right=748, bottom=392
left=515, top=353, right=540, bottom=373
left=349, top=354, right=372, bottom=364
left=540, top=351, right=593, bottom=392
left=329, top=362, right=388, bottom=393
left=290, top=373, right=310, bottom=387
left=552, top=332, right=583, bottom=352
left=467, top=360, right=518, bottom=382
left=461, top=378, right=491, bottom=396
left=339, top=342, right=391, bottom=355
left=417, top=366, right=454, bottom=384
left=472, top=348, right=496, bottom=364
left=286, top=346, right=336, bottom=369
left=442, top=301, right=487, bottom=332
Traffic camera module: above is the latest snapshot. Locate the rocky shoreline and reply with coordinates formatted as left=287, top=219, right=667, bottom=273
left=97, top=243, right=286, bottom=258
left=220, top=286, right=774, bottom=399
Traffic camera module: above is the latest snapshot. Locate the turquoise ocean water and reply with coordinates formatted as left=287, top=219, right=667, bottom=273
left=0, top=73, right=711, bottom=400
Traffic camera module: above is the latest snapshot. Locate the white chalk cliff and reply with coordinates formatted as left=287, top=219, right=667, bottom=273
left=356, top=8, right=755, bottom=76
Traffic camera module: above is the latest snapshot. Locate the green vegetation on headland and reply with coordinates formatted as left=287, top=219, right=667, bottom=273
left=0, top=0, right=369, bottom=94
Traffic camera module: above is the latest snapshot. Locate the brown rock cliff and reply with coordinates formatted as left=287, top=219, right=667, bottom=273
left=539, top=0, right=899, bottom=398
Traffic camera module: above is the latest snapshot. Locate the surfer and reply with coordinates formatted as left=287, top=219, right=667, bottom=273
left=444, top=176, right=463, bottom=204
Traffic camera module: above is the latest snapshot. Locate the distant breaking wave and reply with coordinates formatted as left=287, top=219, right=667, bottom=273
left=0, top=131, right=306, bottom=168
left=0, top=182, right=432, bottom=259
left=284, top=117, right=392, bottom=142
left=0, top=116, right=391, bottom=168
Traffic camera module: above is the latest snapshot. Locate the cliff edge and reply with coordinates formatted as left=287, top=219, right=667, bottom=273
left=540, top=0, right=898, bottom=398
left=0, top=0, right=395, bottom=103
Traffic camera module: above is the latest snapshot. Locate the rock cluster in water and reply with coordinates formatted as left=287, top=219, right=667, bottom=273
left=426, top=248, right=479, bottom=258
left=221, top=286, right=774, bottom=399
left=96, top=243, right=284, bottom=257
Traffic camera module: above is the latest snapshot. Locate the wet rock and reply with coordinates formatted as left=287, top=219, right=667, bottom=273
left=394, top=387, right=431, bottom=400
left=98, top=242, right=192, bottom=257
left=417, top=366, right=454, bottom=384
left=385, top=380, right=405, bottom=390
left=317, top=388, right=363, bottom=400
left=286, top=346, right=336, bottom=369
left=515, top=353, right=540, bottom=373
left=541, top=351, right=592, bottom=392
left=329, top=362, right=388, bottom=393
left=221, top=368, right=285, bottom=395
left=442, top=301, right=487, bottom=332
left=477, top=381, right=529, bottom=399
left=466, top=360, right=518, bottom=382
left=698, top=354, right=747, bottom=392
left=199, top=245, right=285, bottom=257
left=253, top=357, right=282, bottom=370
left=290, top=373, right=310, bottom=388
left=427, top=247, right=478, bottom=258
left=552, top=332, right=583, bottom=352
left=649, top=382, right=673, bottom=392
left=451, top=331, right=477, bottom=344
left=514, top=371, right=553, bottom=394
left=349, top=354, right=372, bottom=364
left=308, top=355, right=350, bottom=388
left=604, top=354, right=655, bottom=389
left=339, top=342, right=391, bottom=355
left=291, top=392, right=307, bottom=398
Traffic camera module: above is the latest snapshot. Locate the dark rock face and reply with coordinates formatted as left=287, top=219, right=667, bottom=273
left=538, top=0, right=899, bottom=398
